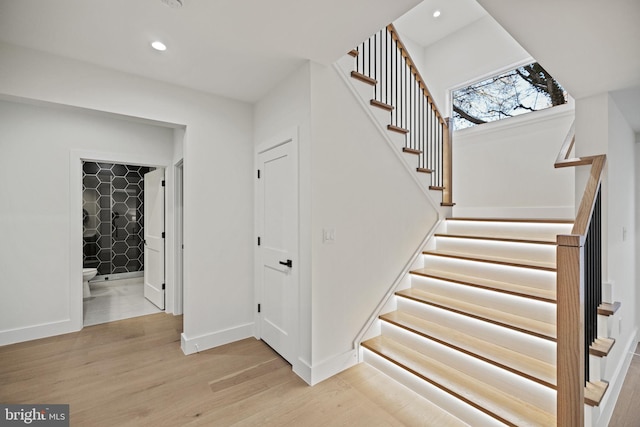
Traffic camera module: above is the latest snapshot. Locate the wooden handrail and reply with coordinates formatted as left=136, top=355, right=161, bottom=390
left=555, top=121, right=607, bottom=426
left=386, top=24, right=447, bottom=127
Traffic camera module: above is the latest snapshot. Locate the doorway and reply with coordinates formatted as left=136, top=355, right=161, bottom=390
left=255, top=129, right=299, bottom=365
left=81, top=160, right=165, bottom=326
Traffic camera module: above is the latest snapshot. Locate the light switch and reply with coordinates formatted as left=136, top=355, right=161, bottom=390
left=323, top=228, right=336, bottom=244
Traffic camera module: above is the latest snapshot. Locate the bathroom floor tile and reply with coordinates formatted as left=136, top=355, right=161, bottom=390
left=83, top=278, right=161, bottom=326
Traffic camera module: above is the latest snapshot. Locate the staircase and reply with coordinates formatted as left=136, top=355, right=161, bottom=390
left=360, top=218, right=620, bottom=426
left=339, top=25, right=619, bottom=426
left=363, top=218, right=568, bottom=426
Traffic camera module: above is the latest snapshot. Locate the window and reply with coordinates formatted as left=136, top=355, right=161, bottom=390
left=452, top=62, right=567, bottom=130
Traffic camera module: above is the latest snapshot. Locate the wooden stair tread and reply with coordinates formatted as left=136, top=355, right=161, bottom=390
left=590, top=337, right=615, bottom=357
left=435, top=233, right=557, bottom=245
left=411, top=268, right=556, bottom=303
left=429, top=185, right=444, bottom=191
left=387, top=124, right=409, bottom=134
left=423, top=249, right=557, bottom=272
left=402, top=147, right=421, bottom=155
left=380, top=311, right=556, bottom=388
left=348, top=49, right=358, bottom=57
left=585, top=380, right=609, bottom=407
left=396, top=288, right=556, bottom=341
left=416, top=167, right=432, bottom=174
left=362, top=336, right=556, bottom=427
left=598, top=301, right=621, bottom=316
left=370, top=99, right=394, bottom=111
left=350, top=70, right=376, bottom=86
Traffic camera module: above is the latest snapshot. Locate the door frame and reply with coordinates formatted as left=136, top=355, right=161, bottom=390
left=173, top=160, right=184, bottom=315
left=70, top=150, right=171, bottom=329
left=254, top=127, right=300, bottom=359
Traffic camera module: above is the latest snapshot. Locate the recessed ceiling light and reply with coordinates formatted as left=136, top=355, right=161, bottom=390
left=433, top=10, right=441, bottom=18
left=161, top=0, right=183, bottom=8
left=151, top=41, right=167, bottom=51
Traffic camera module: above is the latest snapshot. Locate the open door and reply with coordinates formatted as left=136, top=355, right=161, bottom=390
left=144, top=168, right=165, bottom=309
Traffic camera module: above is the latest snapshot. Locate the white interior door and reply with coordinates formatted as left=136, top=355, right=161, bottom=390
left=144, top=168, right=165, bottom=310
left=257, top=137, right=297, bottom=364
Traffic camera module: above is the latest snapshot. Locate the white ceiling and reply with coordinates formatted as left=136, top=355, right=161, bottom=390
left=394, top=0, right=487, bottom=47
left=0, top=0, right=420, bottom=103
left=1, top=0, right=638, bottom=132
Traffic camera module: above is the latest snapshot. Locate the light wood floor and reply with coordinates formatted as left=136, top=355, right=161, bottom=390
left=2, top=313, right=639, bottom=426
left=0, top=313, right=464, bottom=426
left=609, top=344, right=640, bottom=426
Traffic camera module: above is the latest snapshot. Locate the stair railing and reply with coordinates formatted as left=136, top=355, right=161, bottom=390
left=352, top=24, right=453, bottom=205
left=555, top=121, right=606, bottom=426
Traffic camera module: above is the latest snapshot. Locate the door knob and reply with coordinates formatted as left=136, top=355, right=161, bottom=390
left=279, top=259, right=293, bottom=268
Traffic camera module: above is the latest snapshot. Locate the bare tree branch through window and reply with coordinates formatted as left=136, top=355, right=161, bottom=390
left=452, top=62, right=567, bottom=130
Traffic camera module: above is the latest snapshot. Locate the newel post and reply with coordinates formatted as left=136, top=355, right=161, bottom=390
left=442, top=117, right=453, bottom=205
left=556, top=234, right=585, bottom=426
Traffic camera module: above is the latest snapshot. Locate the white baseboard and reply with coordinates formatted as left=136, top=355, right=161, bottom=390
left=306, top=349, right=359, bottom=386
left=293, top=358, right=313, bottom=385
left=0, top=318, right=81, bottom=347
left=595, top=327, right=638, bottom=427
left=452, top=205, right=574, bottom=219
left=181, top=322, right=254, bottom=355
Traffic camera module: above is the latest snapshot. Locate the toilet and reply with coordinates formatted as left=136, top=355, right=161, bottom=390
left=82, top=268, right=97, bottom=298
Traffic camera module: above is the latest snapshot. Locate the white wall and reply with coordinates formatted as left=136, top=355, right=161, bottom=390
left=0, top=42, right=254, bottom=352
left=309, top=61, right=439, bottom=383
left=417, top=15, right=531, bottom=114
left=0, top=99, right=174, bottom=343
left=452, top=104, right=575, bottom=218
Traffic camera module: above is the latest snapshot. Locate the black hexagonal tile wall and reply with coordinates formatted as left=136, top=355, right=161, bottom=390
left=82, top=162, right=153, bottom=276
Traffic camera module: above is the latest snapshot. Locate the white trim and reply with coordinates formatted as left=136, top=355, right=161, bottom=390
left=307, top=349, right=359, bottom=386
left=292, top=357, right=313, bottom=385
left=173, top=159, right=184, bottom=315
left=0, top=319, right=74, bottom=347
left=180, top=323, right=254, bottom=355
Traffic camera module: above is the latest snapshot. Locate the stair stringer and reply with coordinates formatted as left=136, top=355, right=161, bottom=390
left=333, top=54, right=450, bottom=218
left=353, top=218, right=447, bottom=362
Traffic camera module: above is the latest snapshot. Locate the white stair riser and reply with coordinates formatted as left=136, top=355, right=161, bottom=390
left=590, top=354, right=604, bottom=383
left=397, top=297, right=557, bottom=365
left=363, top=348, right=505, bottom=427
left=382, top=322, right=557, bottom=413
left=435, top=236, right=557, bottom=265
left=446, top=221, right=573, bottom=241
left=422, top=254, right=557, bottom=291
left=410, top=275, right=556, bottom=324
